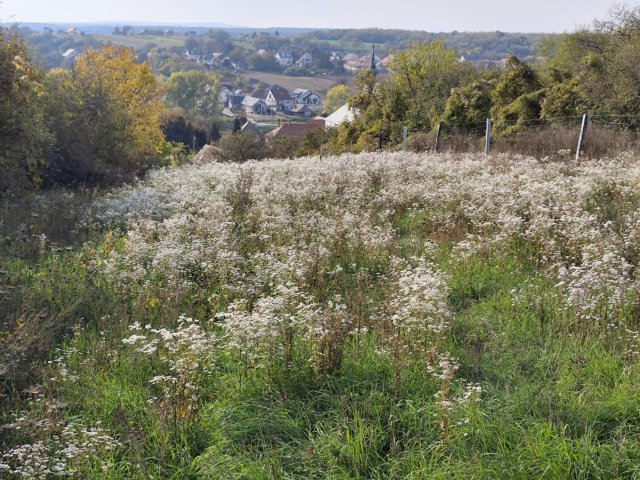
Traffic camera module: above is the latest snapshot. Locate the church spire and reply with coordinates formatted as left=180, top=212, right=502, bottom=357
left=369, top=44, right=377, bottom=75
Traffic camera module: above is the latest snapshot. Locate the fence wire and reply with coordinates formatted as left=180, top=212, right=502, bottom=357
left=397, top=114, right=640, bottom=158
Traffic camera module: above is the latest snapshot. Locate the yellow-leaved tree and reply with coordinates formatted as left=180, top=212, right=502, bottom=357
left=0, top=27, right=50, bottom=195
left=44, top=46, right=164, bottom=185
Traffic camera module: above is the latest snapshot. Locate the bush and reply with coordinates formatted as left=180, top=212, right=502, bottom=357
left=218, top=133, right=268, bottom=162
left=161, top=108, right=209, bottom=151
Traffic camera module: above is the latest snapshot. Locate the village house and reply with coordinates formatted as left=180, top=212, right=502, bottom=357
left=61, top=48, right=79, bottom=60
left=266, top=121, right=323, bottom=141
left=377, top=55, right=393, bottom=71
left=291, top=88, right=322, bottom=108
left=324, top=103, right=357, bottom=128
left=228, top=95, right=245, bottom=113
left=240, top=120, right=261, bottom=136
left=219, top=85, right=233, bottom=104
left=275, top=51, right=293, bottom=67
left=219, top=57, right=236, bottom=70
left=290, top=104, right=315, bottom=118
left=296, top=52, right=313, bottom=67
left=263, top=84, right=293, bottom=112
left=467, top=58, right=508, bottom=70
left=199, top=54, right=216, bottom=66
left=329, top=51, right=345, bottom=64
left=185, top=49, right=200, bottom=61
left=343, top=51, right=381, bottom=72
left=242, top=96, right=271, bottom=115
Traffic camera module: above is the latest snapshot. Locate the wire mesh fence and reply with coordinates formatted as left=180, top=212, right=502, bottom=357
left=398, top=114, right=640, bottom=159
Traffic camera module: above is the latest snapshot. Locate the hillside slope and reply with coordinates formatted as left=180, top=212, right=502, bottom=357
left=3, top=152, right=640, bottom=478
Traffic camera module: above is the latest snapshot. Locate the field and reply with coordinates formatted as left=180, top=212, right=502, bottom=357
left=241, top=70, right=350, bottom=97
left=3, top=151, right=640, bottom=478
left=94, top=34, right=187, bottom=50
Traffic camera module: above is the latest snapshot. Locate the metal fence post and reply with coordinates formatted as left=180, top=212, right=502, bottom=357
left=575, top=113, right=588, bottom=160
left=403, top=126, right=408, bottom=151
left=484, top=118, right=492, bottom=156
left=434, top=123, right=441, bottom=153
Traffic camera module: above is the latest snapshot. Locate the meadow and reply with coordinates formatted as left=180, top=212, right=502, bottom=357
left=238, top=70, right=349, bottom=97
left=2, top=151, right=640, bottom=478
left=94, top=34, right=187, bottom=50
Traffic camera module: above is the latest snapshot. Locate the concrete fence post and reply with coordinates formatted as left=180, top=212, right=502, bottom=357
left=434, top=123, right=441, bottom=153
left=575, top=113, right=588, bottom=160
left=484, top=118, right=492, bottom=156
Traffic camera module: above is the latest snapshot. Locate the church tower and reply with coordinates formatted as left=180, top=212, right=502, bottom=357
left=369, top=44, right=377, bottom=75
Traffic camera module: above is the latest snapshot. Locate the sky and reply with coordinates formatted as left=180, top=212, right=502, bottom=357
left=0, top=0, right=632, bottom=33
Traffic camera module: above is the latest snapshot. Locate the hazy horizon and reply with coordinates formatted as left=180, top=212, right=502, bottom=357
left=1, top=0, right=632, bottom=33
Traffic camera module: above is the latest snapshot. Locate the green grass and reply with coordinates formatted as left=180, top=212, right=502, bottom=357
left=3, top=190, right=640, bottom=478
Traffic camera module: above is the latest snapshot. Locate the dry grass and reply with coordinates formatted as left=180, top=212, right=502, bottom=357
left=408, top=125, right=640, bottom=159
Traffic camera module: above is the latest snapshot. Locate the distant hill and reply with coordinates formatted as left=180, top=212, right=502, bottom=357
left=1, top=22, right=245, bottom=35
left=10, top=22, right=553, bottom=72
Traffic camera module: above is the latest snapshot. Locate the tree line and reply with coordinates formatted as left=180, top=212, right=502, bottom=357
left=312, top=5, right=640, bottom=153
left=0, top=28, right=226, bottom=198
left=1, top=31, right=165, bottom=197
left=2, top=4, right=640, bottom=197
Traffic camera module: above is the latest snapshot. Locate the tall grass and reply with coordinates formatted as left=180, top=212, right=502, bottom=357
left=3, top=152, right=640, bottom=478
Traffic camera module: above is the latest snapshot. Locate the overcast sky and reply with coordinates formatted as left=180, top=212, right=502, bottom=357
left=0, top=0, right=631, bottom=32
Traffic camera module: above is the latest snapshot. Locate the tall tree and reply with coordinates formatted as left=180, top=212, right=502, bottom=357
left=0, top=27, right=50, bottom=196
left=442, top=78, right=495, bottom=130
left=324, top=84, right=350, bottom=115
left=389, top=39, right=472, bottom=129
left=165, top=70, right=220, bottom=118
left=490, top=55, right=543, bottom=133
left=44, top=46, right=164, bottom=185
left=490, top=55, right=541, bottom=116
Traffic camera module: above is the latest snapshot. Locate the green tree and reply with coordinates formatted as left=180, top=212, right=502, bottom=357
left=232, top=117, right=241, bottom=133
left=165, top=70, right=220, bottom=118
left=552, top=5, right=640, bottom=121
left=209, top=123, right=221, bottom=142
left=490, top=55, right=541, bottom=116
left=218, top=132, right=267, bottom=162
left=44, top=46, right=165, bottom=185
left=247, top=54, right=281, bottom=72
left=442, top=78, right=495, bottom=130
left=324, top=84, right=350, bottom=115
left=540, top=80, right=587, bottom=119
left=0, top=27, right=50, bottom=195
left=389, top=39, right=472, bottom=130
left=490, top=55, right=543, bottom=133
left=494, top=89, right=546, bottom=135
left=347, top=69, right=409, bottom=150
left=161, top=108, right=208, bottom=151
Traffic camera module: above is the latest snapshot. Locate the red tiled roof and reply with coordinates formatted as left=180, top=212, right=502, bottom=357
left=268, top=85, right=291, bottom=102
left=266, top=123, right=322, bottom=140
